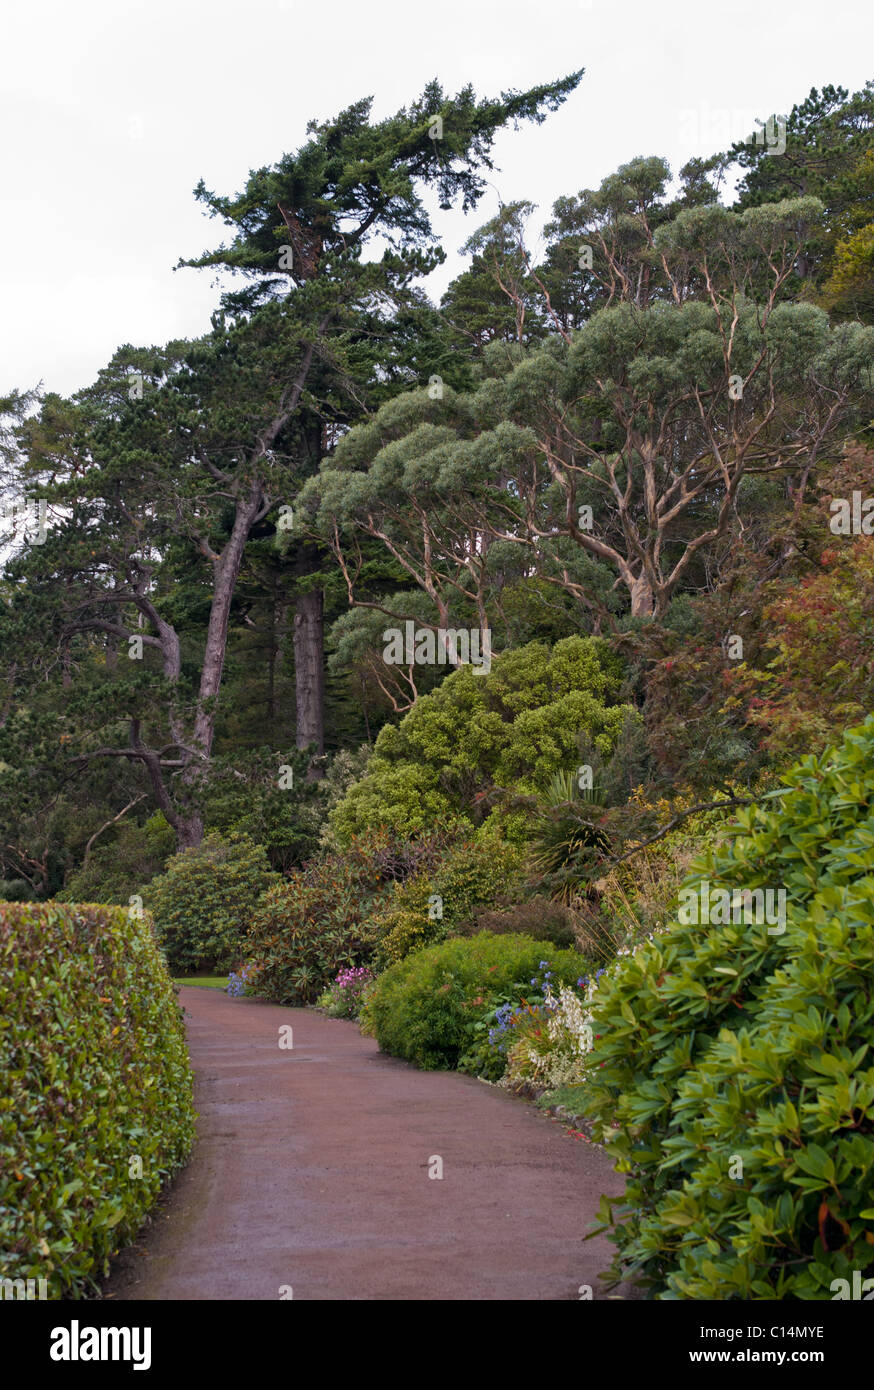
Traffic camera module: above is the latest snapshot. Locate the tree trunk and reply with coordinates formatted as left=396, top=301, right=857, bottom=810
left=267, top=581, right=279, bottom=724
left=294, top=586, right=325, bottom=776
left=629, top=572, right=656, bottom=618
left=175, top=480, right=266, bottom=848
left=175, top=813, right=205, bottom=849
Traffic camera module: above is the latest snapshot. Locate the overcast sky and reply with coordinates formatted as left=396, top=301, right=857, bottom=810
left=2, top=0, right=872, bottom=399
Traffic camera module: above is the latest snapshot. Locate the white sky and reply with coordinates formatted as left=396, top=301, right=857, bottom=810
left=2, top=0, right=872, bottom=398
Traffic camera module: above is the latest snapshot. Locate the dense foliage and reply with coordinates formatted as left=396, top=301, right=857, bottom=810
left=581, top=715, right=874, bottom=1298
left=2, top=69, right=873, bottom=1304
left=329, top=638, right=633, bottom=841
left=57, top=814, right=176, bottom=907
left=359, top=933, right=585, bottom=1070
left=369, top=835, right=528, bottom=965
left=0, top=903, right=194, bottom=1298
left=145, top=832, right=278, bottom=973
left=244, top=834, right=394, bottom=1003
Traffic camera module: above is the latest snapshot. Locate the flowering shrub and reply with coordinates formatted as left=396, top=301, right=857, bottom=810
left=227, top=963, right=259, bottom=997
left=503, top=979, right=597, bottom=1090
left=464, top=963, right=605, bottom=1087
left=317, top=966, right=375, bottom=1019
left=360, top=934, right=584, bottom=1071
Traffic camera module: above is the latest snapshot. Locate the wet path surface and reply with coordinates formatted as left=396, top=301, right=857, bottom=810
left=101, top=986, right=630, bottom=1301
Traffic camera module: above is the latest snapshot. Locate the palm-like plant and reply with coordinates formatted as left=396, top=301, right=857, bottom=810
left=529, top=769, right=611, bottom=902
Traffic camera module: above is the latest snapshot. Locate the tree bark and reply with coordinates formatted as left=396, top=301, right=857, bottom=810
left=294, top=586, right=325, bottom=775
left=629, top=572, right=656, bottom=619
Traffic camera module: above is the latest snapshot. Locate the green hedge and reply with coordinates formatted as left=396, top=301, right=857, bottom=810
left=0, top=902, right=195, bottom=1298
left=582, top=713, right=874, bottom=1299
left=360, top=932, right=584, bottom=1070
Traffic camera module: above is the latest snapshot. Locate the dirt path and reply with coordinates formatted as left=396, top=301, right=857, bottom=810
left=102, top=986, right=631, bottom=1301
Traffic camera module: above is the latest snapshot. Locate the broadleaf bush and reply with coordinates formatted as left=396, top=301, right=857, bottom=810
left=370, top=835, right=528, bottom=966
left=245, top=834, right=394, bottom=1003
left=581, top=713, right=874, bottom=1299
left=359, top=932, right=585, bottom=1070
left=145, top=831, right=278, bottom=974
left=0, top=902, right=195, bottom=1298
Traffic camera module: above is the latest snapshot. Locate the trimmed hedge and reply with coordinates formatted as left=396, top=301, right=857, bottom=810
left=360, top=932, right=585, bottom=1070
left=582, top=713, right=874, bottom=1299
left=0, top=902, right=195, bottom=1298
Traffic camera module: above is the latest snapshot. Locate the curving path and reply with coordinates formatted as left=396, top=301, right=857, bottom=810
left=102, top=986, right=633, bottom=1301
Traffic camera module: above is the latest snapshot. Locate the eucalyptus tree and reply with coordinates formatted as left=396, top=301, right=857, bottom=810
left=300, top=196, right=874, bottom=632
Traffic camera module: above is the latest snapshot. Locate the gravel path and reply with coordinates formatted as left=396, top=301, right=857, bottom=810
left=101, top=985, right=631, bottom=1301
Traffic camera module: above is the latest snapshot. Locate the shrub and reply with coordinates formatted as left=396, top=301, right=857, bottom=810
left=368, top=827, right=458, bottom=885
left=581, top=713, right=874, bottom=1299
left=245, top=834, right=393, bottom=1004
left=472, top=897, right=579, bottom=949
left=434, top=837, right=527, bottom=929
left=359, top=933, right=584, bottom=1070
left=372, top=872, right=447, bottom=967
left=0, top=902, right=194, bottom=1298
left=727, top=451, right=874, bottom=768
left=144, top=831, right=278, bottom=974
left=56, top=813, right=175, bottom=906
left=316, top=746, right=375, bottom=850
left=329, top=637, right=636, bottom=842
left=316, top=966, right=375, bottom=1019
left=0, top=878, right=35, bottom=902
left=368, top=835, right=527, bottom=966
